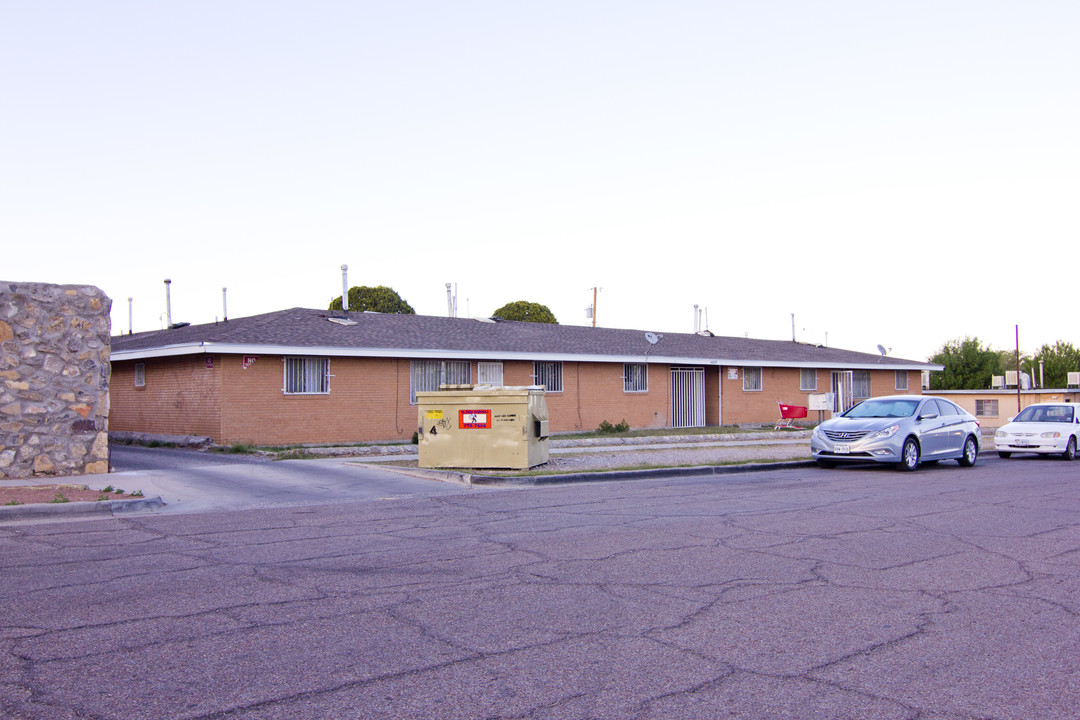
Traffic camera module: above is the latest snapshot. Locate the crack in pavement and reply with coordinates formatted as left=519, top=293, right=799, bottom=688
left=2, top=463, right=1079, bottom=719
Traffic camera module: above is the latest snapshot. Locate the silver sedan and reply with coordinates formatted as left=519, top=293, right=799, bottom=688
left=811, top=395, right=981, bottom=471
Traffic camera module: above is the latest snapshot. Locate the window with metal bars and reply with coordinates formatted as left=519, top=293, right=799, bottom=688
left=533, top=361, right=563, bottom=392
left=742, top=367, right=762, bottom=391
left=975, top=399, right=998, bottom=417
left=134, top=362, right=146, bottom=388
left=852, top=370, right=871, bottom=399
left=410, top=360, right=471, bottom=404
left=800, top=368, right=817, bottom=391
left=623, top=363, right=648, bottom=392
left=283, top=357, right=330, bottom=394
left=477, top=361, right=503, bottom=386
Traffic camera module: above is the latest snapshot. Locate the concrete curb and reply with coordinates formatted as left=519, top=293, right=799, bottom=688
left=360, top=459, right=817, bottom=487
left=110, top=431, right=214, bottom=448
left=470, top=460, right=818, bottom=485
left=0, top=496, right=164, bottom=523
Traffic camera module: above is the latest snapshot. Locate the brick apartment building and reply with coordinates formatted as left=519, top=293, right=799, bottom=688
left=109, top=308, right=938, bottom=446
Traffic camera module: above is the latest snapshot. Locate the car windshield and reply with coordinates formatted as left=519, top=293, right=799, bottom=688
left=1014, top=406, right=1075, bottom=423
left=843, top=399, right=920, bottom=418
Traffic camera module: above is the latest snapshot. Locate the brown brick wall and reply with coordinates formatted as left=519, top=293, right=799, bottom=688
left=502, top=360, right=671, bottom=432
left=110, top=356, right=222, bottom=438
left=218, top=355, right=415, bottom=446
left=720, top=366, right=921, bottom=424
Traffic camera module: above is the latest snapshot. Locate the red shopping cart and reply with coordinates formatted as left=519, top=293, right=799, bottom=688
left=775, top=401, right=808, bottom=430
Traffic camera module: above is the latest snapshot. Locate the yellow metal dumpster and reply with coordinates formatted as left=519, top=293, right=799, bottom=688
left=416, top=385, right=549, bottom=469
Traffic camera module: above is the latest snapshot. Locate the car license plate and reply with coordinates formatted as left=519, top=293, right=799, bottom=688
left=834, top=443, right=851, bottom=454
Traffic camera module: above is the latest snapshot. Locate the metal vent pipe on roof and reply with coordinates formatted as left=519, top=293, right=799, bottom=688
left=446, top=282, right=458, bottom=318
left=222, top=287, right=228, bottom=321
left=341, top=265, right=349, bottom=311
left=164, top=279, right=172, bottom=328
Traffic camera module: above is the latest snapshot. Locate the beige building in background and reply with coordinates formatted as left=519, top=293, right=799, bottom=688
left=933, top=389, right=1080, bottom=429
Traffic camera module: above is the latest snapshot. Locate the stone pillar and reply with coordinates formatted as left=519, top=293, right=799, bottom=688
left=0, top=281, right=111, bottom=479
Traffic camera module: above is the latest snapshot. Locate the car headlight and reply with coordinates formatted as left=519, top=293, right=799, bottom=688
left=1041, top=431, right=1062, bottom=439
left=872, top=424, right=899, bottom=439
left=812, top=427, right=822, bottom=438
left=995, top=430, right=1007, bottom=438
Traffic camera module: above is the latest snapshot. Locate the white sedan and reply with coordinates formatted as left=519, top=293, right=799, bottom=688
left=995, top=403, right=1080, bottom=460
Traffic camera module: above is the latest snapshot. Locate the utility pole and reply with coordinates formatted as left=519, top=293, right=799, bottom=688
left=1016, top=325, right=1022, bottom=414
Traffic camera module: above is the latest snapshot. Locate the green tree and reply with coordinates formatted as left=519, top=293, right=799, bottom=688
left=996, top=348, right=1034, bottom=384
left=329, top=286, right=415, bottom=314
left=1033, top=341, right=1080, bottom=388
left=928, top=337, right=1001, bottom=390
left=492, top=300, right=558, bottom=324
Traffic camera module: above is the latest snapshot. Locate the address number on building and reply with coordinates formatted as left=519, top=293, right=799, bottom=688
left=459, top=410, right=491, bottom=429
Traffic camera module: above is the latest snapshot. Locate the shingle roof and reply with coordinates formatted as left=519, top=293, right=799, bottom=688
left=111, top=307, right=936, bottom=369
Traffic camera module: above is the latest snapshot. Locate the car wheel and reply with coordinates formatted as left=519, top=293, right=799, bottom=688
left=816, top=460, right=837, bottom=469
left=998, top=451, right=1012, bottom=459
left=959, top=435, right=978, bottom=467
left=1063, top=437, right=1077, bottom=461
left=899, top=437, right=920, bottom=472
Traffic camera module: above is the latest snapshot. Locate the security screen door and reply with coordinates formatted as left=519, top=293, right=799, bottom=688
left=831, top=371, right=855, bottom=416
left=671, top=367, right=706, bottom=428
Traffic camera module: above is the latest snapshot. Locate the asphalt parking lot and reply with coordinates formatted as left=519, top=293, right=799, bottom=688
left=2, top=455, right=1078, bottom=719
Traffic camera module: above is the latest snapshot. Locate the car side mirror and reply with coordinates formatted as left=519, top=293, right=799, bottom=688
left=920, top=411, right=939, bottom=420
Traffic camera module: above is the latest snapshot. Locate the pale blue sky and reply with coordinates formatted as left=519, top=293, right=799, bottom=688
left=4, top=1, right=1077, bottom=362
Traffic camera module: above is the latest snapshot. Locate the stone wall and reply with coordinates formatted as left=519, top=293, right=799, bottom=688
left=1, top=281, right=111, bottom=478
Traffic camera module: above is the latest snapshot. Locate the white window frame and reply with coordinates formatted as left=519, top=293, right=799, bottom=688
left=410, top=360, right=471, bottom=404
left=134, top=362, right=146, bottom=388
left=742, top=367, right=762, bottom=392
left=895, top=370, right=909, bottom=391
left=800, top=368, right=817, bottom=391
left=283, top=357, right=330, bottom=395
left=533, top=361, right=563, bottom=393
left=623, top=363, right=648, bottom=393
left=852, top=370, right=871, bottom=399
left=477, top=361, right=504, bottom=386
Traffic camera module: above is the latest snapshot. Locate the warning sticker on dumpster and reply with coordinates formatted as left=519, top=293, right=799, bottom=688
left=424, top=410, right=444, bottom=420
left=459, top=409, right=491, bottom=429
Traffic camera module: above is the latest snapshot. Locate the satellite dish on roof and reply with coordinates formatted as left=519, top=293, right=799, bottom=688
left=645, top=332, right=661, bottom=345
left=876, top=344, right=891, bottom=362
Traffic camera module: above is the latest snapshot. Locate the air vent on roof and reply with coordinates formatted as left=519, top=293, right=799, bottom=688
left=473, top=317, right=496, bottom=323
left=327, top=317, right=357, bottom=326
